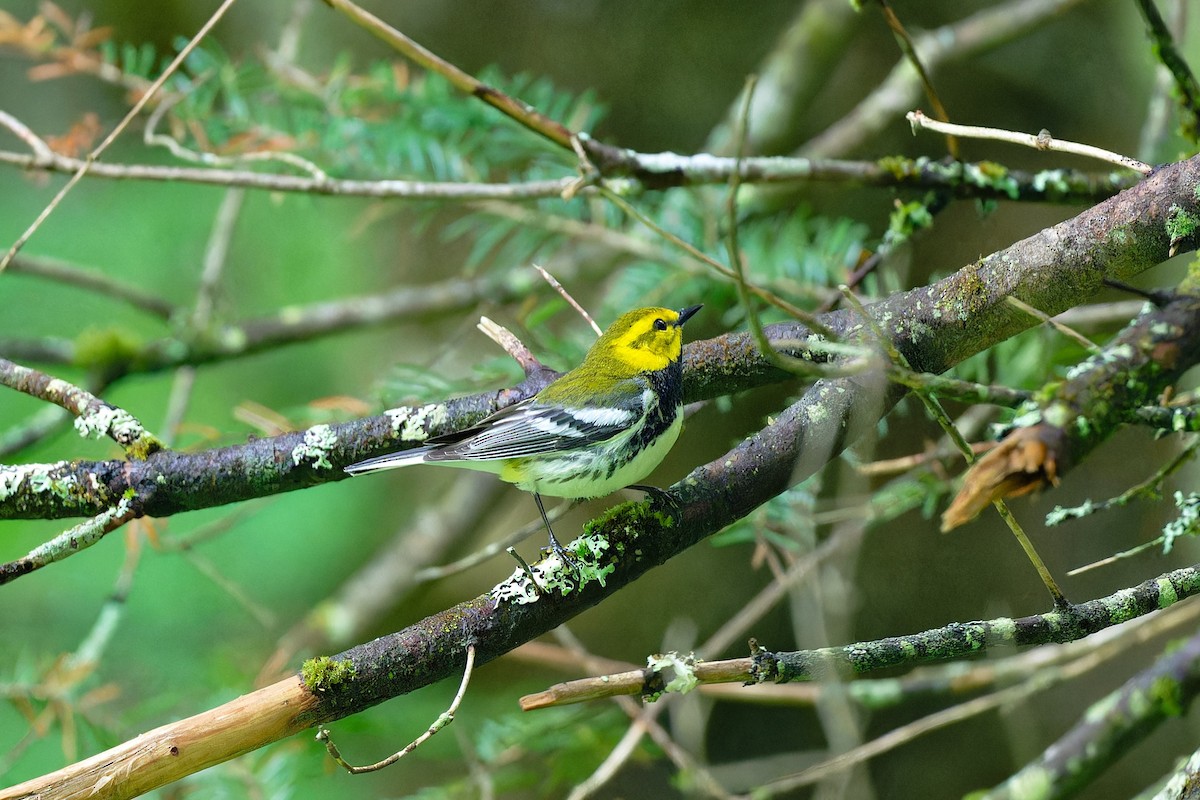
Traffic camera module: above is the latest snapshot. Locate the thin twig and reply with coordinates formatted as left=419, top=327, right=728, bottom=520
left=534, top=265, right=601, bottom=336
left=317, top=644, right=476, bottom=774
left=726, top=75, right=792, bottom=372
left=802, top=0, right=1089, bottom=158
left=0, top=0, right=244, bottom=271
left=874, top=0, right=957, bottom=158
left=0, top=146, right=574, bottom=197
left=0, top=110, right=56, bottom=161
left=144, top=88, right=329, bottom=181
left=566, top=703, right=668, bottom=800
left=1005, top=296, right=1100, bottom=353
left=414, top=500, right=573, bottom=583
left=477, top=317, right=543, bottom=375
left=162, top=188, right=246, bottom=443
left=856, top=441, right=996, bottom=477
left=1135, top=0, right=1200, bottom=143
left=5, top=254, right=177, bottom=320
left=551, top=627, right=733, bottom=800
left=598, top=185, right=835, bottom=340
left=907, top=110, right=1153, bottom=174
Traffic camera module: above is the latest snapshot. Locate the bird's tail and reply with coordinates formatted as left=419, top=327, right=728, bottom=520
left=344, top=447, right=432, bottom=475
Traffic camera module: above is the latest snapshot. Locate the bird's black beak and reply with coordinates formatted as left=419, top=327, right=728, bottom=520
left=677, top=305, right=702, bottom=326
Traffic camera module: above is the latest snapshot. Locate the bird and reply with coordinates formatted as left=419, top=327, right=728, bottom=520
left=344, top=305, right=702, bottom=567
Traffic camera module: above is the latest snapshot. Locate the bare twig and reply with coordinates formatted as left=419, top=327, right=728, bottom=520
left=534, top=265, right=601, bottom=336
left=907, top=110, right=1153, bottom=174
left=320, top=0, right=574, bottom=150
left=840, top=287, right=1066, bottom=605
left=316, top=644, right=476, bottom=774
left=0, top=110, right=56, bottom=161
left=5, top=254, right=177, bottom=320
left=802, top=0, right=1088, bottom=158
left=477, top=317, right=542, bottom=375
left=874, top=0, right=957, bottom=158
left=162, top=188, right=246, bottom=442
left=1005, top=296, right=1100, bottom=353
left=598, top=185, right=835, bottom=340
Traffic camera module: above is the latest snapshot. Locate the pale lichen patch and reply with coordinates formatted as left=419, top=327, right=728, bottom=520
left=385, top=403, right=449, bottom=442
left=291, top=424, right=338, bottom=470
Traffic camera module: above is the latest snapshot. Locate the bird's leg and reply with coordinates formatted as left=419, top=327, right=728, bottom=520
left=534, top=492, right=578, bottom=571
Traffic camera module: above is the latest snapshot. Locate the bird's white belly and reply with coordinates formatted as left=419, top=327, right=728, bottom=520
left=513, top=412, right=684, bottom=499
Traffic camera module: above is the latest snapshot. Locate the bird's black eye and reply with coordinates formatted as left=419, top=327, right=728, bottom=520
left=653, top=318, right=667, bottom=331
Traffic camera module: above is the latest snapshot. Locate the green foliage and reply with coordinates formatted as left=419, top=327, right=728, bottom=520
left=101, top=40, right=604, bottom=183
left=386, top=707, right=649, bottom=799
left=710, top=483, right=817, bottom=550
left=948, top=326, right=1061, bottom=396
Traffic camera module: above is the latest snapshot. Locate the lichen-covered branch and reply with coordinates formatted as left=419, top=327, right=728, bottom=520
left=0, top=496, right=139, bottom=585
left=981, top=625, right=1200, bottom=799
left=520, top=567, right=1200, bottom=708
left=755, top=563, right=1200, bottom=681
left=0, top=371, right=864, bottom=800
left=0, top=358, right=162, bottom=458
left=0, top=143, right=1136, bottom=209
left=943, top=285, right=1200, bottom=530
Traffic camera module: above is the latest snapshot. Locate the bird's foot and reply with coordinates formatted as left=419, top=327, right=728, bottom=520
left=545, top=532, right=580, bottom=573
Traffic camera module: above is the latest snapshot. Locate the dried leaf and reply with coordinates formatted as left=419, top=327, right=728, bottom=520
left=44, top=112, right=100, bottom=157
left=941, top=426, right=1062, bottom=531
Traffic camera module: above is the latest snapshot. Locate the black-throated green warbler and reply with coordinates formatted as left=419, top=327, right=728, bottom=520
left=345, top=305, right=702, bottom=565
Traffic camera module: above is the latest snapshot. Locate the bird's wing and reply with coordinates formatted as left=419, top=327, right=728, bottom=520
left=424, top=395, right=641, bottom=462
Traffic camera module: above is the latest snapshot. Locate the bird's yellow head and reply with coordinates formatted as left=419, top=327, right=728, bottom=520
left=590, top=305, right=702, bottom=373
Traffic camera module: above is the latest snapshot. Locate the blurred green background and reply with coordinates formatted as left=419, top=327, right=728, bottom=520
left=2, top=1, right=1199, bottom=798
